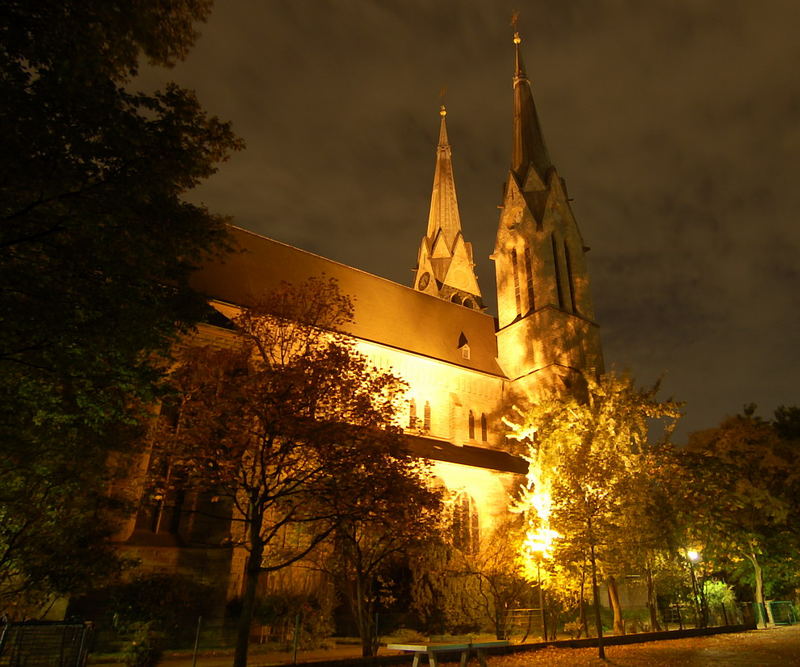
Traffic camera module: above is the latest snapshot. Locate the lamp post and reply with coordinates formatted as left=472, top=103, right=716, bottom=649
left=525, top=527, right=555, bottom=642
left=536, top=558, right=547, bottom=641
left=686, top=550, right=704, bottom=628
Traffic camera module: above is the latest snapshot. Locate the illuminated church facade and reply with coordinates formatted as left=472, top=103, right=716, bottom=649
left=119, top=34, right=603, bottom=593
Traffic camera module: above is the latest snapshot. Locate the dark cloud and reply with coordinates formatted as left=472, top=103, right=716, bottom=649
left=136, top=0, right=800, bottom=440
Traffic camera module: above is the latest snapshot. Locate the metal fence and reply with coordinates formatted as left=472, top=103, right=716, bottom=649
left=0, top=622, right=93, bottom=667
left=506, top=601, right=756, bottom=641
left=660, top=601, right=753, bottom=630
left=767, top=601, right=797, bottom=626
left=37, top=598, right=777, bottom=665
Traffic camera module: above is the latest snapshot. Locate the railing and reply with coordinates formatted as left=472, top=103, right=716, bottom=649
left=767, top=601, right=797, bottom=626
left=0, top=622, right=93, bottom=667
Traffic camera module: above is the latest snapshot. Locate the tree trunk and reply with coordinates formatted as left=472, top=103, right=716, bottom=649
left=496, top=600, right=508, bottom=641
left=697, top=575, right=709, bottom=628
left=645, top=559, right=662, bottom=632
left=350, top=574, right=377, bottom=657
left=748, top=552, right=768, bottom=628
left=578, top=556, right=589, bottom=639
left=607, top=575, right=625, bottom=635
left=538, top=568, right=547, bottom=641
left=587, top=518, right=604, bottom=660
left=233, top=510, right=264, bottom=667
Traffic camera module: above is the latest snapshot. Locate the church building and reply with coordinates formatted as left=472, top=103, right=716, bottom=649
left=119, top=33, right=603, bottom=596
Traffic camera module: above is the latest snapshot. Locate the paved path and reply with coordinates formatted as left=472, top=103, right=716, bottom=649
left=88, top=626, right=800, bottom=666
left=491, top=625, right=800, bottom=666
left=89, top=643, right=373, bottom=667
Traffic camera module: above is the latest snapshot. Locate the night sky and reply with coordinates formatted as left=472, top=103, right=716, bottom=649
left=138, top=1, right=800, bottom=442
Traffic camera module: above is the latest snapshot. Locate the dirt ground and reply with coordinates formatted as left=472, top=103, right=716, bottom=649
left=488, top=625, right=800, bottom=666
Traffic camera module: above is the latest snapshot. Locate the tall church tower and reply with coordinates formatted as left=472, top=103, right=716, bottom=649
left=413, top=106, right=483, bottom=309
left=492, top=33, right=603, bottom=396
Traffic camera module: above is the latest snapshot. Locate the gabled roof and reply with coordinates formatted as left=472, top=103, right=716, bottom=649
left=191, top=226, right=503, bottom=376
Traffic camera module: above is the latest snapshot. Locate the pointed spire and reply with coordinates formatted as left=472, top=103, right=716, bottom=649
left=413, top=105, right=482, bottom=305
left=426, top=104, right=461, bottom=246
left=438, top=104, right=449, bottom=146
left=513, top=31, right=526, bottom=82
left=511, top=32, right=552, bottom=186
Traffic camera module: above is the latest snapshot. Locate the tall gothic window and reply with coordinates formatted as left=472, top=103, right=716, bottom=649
left=424, top=401, right=431, bottom=431
left=142, top=480, right=188, bottom=536
left=511, top=249, right=522, bottom=316
left=468, top=411, right=475, bottom=440
left=135, top=398, right=185, bottom=536
left=408, top=399, right=417, bottom=429
left=551, top=234, right=565, bottom=309
left=524, top=246, right=535, bottom=312
left=452, top=492, right=480, bottom=554
left=481, top=413, right=488, bottom=441
left=564, top=241, right=577, bottom=313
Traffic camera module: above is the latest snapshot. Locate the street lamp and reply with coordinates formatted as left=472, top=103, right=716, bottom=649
left=524, top=526, right=557, bottom=641
left=686, top=549, right=705, bottom=628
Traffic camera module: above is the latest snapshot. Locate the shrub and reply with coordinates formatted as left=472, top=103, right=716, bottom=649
left=95, top=573, right=217, bottom=648
left=254, top=591, right=334, bottom=648
left=122, top=622, right=163, bottom=667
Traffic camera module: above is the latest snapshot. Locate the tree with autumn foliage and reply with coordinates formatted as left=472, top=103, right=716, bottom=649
left=149, top=277, right=412, bottom=667
left=461, top=518, right=536, bottom=640
left=409, top=513, right=535, bottom=640
left=507, top=372, right=681, bottom=656
left=677, top=405, right=799, bottom=626
left=316, top=464, right=442, bottom=656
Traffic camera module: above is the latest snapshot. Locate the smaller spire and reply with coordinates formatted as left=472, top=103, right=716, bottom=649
left=426, top=105, right=459, bottom=242
left=413, top=105, right=482, bottom=305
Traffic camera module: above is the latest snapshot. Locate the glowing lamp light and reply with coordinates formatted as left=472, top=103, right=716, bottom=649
left=523, top=526, right=560, bottom=561
left=687, top=549, right=700, bottom=562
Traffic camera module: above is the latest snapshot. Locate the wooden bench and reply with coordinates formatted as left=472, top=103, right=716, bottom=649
left=386, top=640, right=509, bottom=667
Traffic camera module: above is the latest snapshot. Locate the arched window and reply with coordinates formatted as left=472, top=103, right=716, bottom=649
left=551, top=234, right=565, bottom=309
left=511, top=249, right=522, bottom=316
left=452, top=492, right=480, bottom=554
left=524, top=245, right=535, bottom=312
left=423, top=401, right=431, bottom=431
left=468, top=411, right=475, bottom=440
left=564, top=241, right=577, bottom=313
left=451, top=294, right=462, bottom=304
left=463, top=297, right=475, bottom=310
left=481, top=413, right=488, bottom=441
left=408, top=399, right=417, bottom=429
left=136, top=401, right=186, bottom=535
